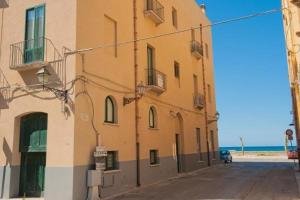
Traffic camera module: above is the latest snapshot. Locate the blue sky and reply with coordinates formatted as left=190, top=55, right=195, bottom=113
left=196, top=0, right=292, bottom=146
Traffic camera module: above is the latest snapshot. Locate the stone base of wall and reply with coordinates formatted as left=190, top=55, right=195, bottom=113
left=0, top=153, right=220, bottom=199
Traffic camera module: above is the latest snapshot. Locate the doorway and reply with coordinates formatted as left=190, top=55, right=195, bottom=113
left=24, top=5, right=45, bottom=63
left=19, top=113, right=47, bottom=197
left=175, top=134, right=182, bottom=173
left=174, top=113, right=184, bottom=173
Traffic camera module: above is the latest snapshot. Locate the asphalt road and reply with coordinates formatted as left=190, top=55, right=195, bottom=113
left=108, top=159, right=299, bottom=200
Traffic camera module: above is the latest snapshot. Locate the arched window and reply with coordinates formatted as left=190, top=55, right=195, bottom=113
left=149, top=107, right=156, bottom=128
left=105, top=96, right=116, bottom=123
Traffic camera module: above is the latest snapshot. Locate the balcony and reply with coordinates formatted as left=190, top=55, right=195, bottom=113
left=193, top=94, right=205, bottom=110
left=291, top=0, right=300, bottom=7
left=191, top=40, right=203, bottom=59
left=10, top=37, right=63, bottom=71
left=144, top=0, right=164, bottom=24
left=0, top=0, right=8, bottom=8
left=146, top=68, right=166, bottom=94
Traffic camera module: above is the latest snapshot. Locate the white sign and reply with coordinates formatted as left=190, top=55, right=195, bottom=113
left=94, top=146, right=107, bottom=157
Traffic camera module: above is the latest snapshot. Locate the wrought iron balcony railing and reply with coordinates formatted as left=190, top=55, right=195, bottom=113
left=146, top=68, right=166, bottom=93
left=0, top=69, right=10, bottom=102
left=193, top=93, right=205, bottom=110
left=144, top=0, right=164, bottom=24
left=10, top=37, right=63, bottom=71
left=191, top=40, right=203, bottom=59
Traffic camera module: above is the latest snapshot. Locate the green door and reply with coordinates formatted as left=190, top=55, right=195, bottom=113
left=19, top=113, right=47, bottom=197
left=24, top=5, right=45, bottom=63
left=147, top=46, right=154, bottom=85
left=20, top=152, right=46, bottom=197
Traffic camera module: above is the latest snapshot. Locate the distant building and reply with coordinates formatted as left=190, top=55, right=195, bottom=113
left=282, top=0, right=300, bottom=156
left=0, top=0, right=219, bottom=199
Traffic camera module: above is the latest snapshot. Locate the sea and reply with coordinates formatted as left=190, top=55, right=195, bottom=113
left=219, top=146, right=297, bottom=152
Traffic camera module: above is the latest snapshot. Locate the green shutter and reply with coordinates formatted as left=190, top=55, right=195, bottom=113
left=20, top=113, right=47, bottom=152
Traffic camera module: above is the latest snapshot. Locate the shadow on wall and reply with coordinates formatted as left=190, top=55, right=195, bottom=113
left=0, top=93, right=8, bottom=109
left=1, top=138, right=12, bottom=198
left=19, top=66, right=62, bottom=88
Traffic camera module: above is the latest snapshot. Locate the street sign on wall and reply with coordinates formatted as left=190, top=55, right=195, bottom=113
left=286, top=129, right=293, bottom=136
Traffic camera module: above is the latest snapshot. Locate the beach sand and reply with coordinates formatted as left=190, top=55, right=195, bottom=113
left=230, top=151, right=290, bottom=161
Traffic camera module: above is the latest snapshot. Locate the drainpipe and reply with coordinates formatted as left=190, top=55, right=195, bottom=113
left=133, top=0, right=141, bottom=186
left=200, top=24, right=211, bottom=167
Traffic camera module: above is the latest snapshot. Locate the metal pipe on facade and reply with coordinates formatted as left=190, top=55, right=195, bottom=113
left=133, top=0, right=141, bottom=186
left=200, top=24, right=211, bottom=167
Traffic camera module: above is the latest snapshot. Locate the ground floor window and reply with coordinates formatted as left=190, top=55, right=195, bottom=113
left=150, top=149, right=159, bottom=165
left=105, top=151, right=118, bottom=171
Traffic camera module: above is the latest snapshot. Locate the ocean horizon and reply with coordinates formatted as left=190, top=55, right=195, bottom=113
left=220, top=146, right=296, bottom=152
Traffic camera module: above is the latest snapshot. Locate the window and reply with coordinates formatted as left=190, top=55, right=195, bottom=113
left=147, top=46, right=155, bottom=85
left=205, top=43, right=209, bottom=59
left=150, top=150, right=159, bottom=165
left=193, top=75, right=198, bottom=95
left=105, top=151, right=118, bottom=171
left=149, top=106, right=157, bottom=128
left=191, top=29, right=195, bottom=40
left=174, top=62, right=180, bottom=78
left=210, top=131, right=216, bottom=159
left=172, top=8, right=178, bottom=28
left=25, top=5, right=45, bottom=63
left=104, top=15, right=118, bottom=57
left=105, top=96, right=116, bottom=123
left=147, top=46, right=154, bottom=69
left=196, top=128, right=202, bottom=160
left=207, top=84, right=212, bottom=103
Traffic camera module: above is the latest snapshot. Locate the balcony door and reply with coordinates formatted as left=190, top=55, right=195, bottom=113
left=147, top=46, right=154, bottom=85
left=24, top=5, right=45, bottom=63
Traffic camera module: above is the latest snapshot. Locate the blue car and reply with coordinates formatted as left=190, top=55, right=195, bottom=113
left=220, top=150, right=232, bottom=163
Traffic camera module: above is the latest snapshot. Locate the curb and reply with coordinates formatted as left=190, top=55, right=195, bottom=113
left=295, top=171, right=300, bottom=198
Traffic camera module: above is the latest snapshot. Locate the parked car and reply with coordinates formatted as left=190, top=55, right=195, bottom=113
left=287, top=150, right=298, bottom=159
left=220, top=150, right=232, bottom=163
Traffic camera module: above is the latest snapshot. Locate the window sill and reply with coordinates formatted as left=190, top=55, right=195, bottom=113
left=104, top=169, right=121, bottom=174
left=197, top=160, right=205, bottom=164
left=150, top=164, right=160, bottom=167
left=103, top=122, right=120, bottom=127
left=148, top=127, right=159, bottom=131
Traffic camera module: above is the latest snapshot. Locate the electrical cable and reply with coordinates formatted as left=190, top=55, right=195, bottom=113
left=67, top=8, right=285, bottom=55
left=2, top=7, right=287, bottom=122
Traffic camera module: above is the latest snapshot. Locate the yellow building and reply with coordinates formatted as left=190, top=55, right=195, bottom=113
left=282, top=0, right=300, bottom=155
left=0, top=0, right=219, bottom=199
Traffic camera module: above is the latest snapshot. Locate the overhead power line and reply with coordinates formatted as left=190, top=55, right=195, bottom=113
left=66, top=8, right=284, bottom=55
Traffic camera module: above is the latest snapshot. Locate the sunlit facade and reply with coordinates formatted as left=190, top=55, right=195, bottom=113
left=0, top=0, right=219, bottom=199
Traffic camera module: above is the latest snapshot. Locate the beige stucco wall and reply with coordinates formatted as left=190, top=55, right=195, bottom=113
left=0, top=0, right=218, bottom=198
left=0, top=0, right=77, bottom=167
left=135, top=0, right=218, bottom=160
left=74, top=0, right=136, bottom=166
left=73, top=0, right=218, bottom=168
